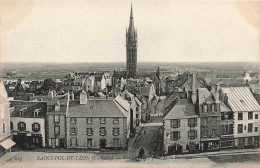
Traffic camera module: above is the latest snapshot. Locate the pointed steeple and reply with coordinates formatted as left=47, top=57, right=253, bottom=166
left=129, top=2, right=135, bottom=31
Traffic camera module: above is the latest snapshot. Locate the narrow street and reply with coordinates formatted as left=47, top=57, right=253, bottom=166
left=128, top=96, right=165, bottom=159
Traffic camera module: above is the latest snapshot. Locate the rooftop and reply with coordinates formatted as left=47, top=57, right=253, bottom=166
left=67, top=99, right=128, bottom=118
left=10, top=101, right=47, bottom=118
left=163, top=98, right=198, bottom=119
left=221, top=87, right=260, bottom=112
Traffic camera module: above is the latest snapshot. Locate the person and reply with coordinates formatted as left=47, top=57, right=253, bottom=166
left=139, top=147, right=145, bottom=159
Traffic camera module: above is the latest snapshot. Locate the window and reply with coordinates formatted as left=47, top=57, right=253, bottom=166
left=170, top=119, right=180, bottom=128
left=86, top=118, right=92, bottom=125
left=32, top=123, right=40, bottom=132
left=201, top=117, right=208, bottom=125
left=238, top=124, right=243, bottom=134
left=100, top=118, right=106, bottom=124
left=87, top=139, right=93, bottom=148
left=2, top=123, right=5, bottom=134
left=212, top=117, right=217, bottom=125
left=255, top=114, right=258, bottom=119
left=170, top=131, right=180, bottom=141
left=86, top=128, right=93, bottom=136
left=113, top=118, right=119, bottom=124
left=203, top=104, right=207, bottom=113
left=248, top=137, right=252, bottom=145
left=10, top=121, right=13, bottom=130
left=188, top=130, right=197, bottom=139
left=54, top=115, right=60, bottom=123
left=55, top=126, right=60, bottom=135
left=70, top=118, right=77, bottom=124
left=70, top=128, right=76, bottom=135
left=203, top=130, right=208, bottom=137
left=188, top=118, right=197, bottom=127
left=248, top=123, right=253, bottom=133
left=18, top=122, right=26, bottom=131
left=248, top=112, right=253, bottom=120
left=99, top=127, right=106, bottom=136
left=212, top=129, right=216, bottom=137
left=238, top=113, right=243, bottom=120
left=211, top=104, right=215, bottom=112
left=113, top=138, right=119, bottom=147
left=113, top=128, right=120, bottom=136
left=255, top=127, right=258, bottom=132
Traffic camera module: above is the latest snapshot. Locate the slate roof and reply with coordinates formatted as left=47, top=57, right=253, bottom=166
left=32, top=94, right=68, bottom=106
left=94, top=73, right=103, bottom=81
left=10, top=101, right=47, bottom=118
left=221, top=87, right=260, bottom=112
left=113, top=71, right=127, bottom=79
left=249, top=84, right=260, bottom=94
left=198, top=88, right=212, bottom=105
left=114, top=95, right=130, bottom=111
left=67, top=99, right=128, bottom=118
left=220, top=101, right=232, bottom=112
left=140, top=87, right=150, bottom=97
left=163, top=99, right=198, bottom=119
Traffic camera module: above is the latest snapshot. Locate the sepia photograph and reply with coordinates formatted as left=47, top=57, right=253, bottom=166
left=0, top=0, right=259, bottom=167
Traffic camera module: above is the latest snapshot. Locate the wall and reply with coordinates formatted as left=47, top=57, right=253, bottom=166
left=164, top=117, right=200, bottom=154
left=66, top=117, right=127, bottom=149
left=11, top=117, right=46, bottom=147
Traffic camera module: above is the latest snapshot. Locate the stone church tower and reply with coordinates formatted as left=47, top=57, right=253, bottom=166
left=126, top=3, right=137, bottom=78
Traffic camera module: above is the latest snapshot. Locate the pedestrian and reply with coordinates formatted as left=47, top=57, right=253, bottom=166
left=139, top=147, right=145, bottom=159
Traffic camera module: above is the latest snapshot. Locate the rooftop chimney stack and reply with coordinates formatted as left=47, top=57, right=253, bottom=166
left=80, top=90, right=88, bottom=104
left=191, top=74, right=197, bottom=104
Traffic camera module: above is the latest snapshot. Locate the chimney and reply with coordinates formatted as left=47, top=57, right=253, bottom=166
left=80, top=90, right=88, bottom=104
left=71, top=92, right=74, bottom=100
left=55, top=101, right=60, bottom=111
left=191, top=74, right=197, bottom=104
left=48, top=90, right=54, bottom=100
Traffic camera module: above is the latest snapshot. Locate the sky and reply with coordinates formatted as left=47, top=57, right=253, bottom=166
left=1, top=0, right=259, bottom=63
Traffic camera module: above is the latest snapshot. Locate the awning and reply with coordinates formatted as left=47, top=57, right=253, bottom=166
left=0, top=139, right=16, bottom=149
left=201, top=137, right=220, bottom=142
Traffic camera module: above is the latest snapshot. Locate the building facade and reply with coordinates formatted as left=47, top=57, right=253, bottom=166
left=66, top=92, right=130, bottom=149
left=0, top=81, right=16, bottom=157
left=10, top=101, right=47, bottom=147
left=220, top=87, right=260, bottom=149
left=163, top=99, right=200, bottom=154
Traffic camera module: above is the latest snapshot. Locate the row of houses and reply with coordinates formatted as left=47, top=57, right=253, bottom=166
left=4, top=83, right=155, bottom=150
left=163, top=74, right=260, bottom=155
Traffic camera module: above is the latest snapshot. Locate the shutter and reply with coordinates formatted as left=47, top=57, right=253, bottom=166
left=178, top=120, right=180, bottom=128
left=195, top=130, right=197, bottom=139
left=24, top=123, right=26, bottom=130
left=105, top=128, right=107, bottom=135
left=188, top=131, right=190, bottom=138
left=178, top=132, right=180, bottom=140
left=94, top=140, right=97, bottom=147
left=170, top=120, right=173, bottom=128
left=38, top=124, right=41, bottom=131
left=170, top=132, right=173, bottom=140
left=32, top=123, right=35, bottom=131
left=195, top=118, right=197, bottom=127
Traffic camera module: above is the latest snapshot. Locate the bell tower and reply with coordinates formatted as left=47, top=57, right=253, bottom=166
left=126, top=3, right=137, bottom=78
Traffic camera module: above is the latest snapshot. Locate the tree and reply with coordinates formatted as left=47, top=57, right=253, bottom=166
left=41, top=78, right=57, bottom=93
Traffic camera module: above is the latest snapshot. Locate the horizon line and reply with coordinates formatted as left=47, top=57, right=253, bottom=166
left=0, top=61, right=258, bottom=64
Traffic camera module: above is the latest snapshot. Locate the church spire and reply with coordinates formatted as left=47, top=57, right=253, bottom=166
left=129, top=2, right=134, bottom=29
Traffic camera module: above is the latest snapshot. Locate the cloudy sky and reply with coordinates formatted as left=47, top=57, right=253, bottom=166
left=1, top=0, right=259, bottom=63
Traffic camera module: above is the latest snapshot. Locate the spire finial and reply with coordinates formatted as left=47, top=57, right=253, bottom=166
left=129, top=2, right=134, bottom=28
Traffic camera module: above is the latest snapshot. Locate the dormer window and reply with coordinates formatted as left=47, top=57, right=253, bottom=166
left=19, top=107, right=27, bottom=116
left=34, top=108, right=41, bottom=117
